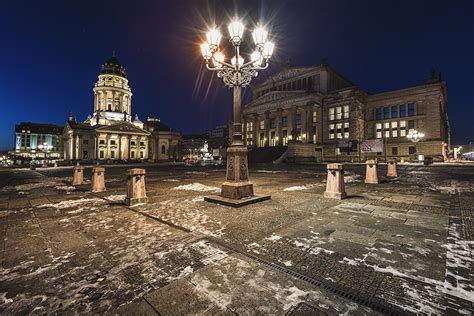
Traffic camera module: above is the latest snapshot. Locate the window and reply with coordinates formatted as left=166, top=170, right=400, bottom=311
left=392, top=147, right=398, bottom=155
left=409, top=146, right=416, bottom=155
left=400, top=104, right=406, bottom=117
left=140, top=141, right=145, bottom=146
left=343, top=122, right=349, bottom=139
left=343, top=105, right=350, bottom=119
left=384, top=122, right=390, bottom=129
left=140, top=151, right=144, bottom=158
left=295, top=114, right=301, bottom=126
left=391, top=121, right=398, bottom=128
left=391, top=105, right=398, bottom=118
left=282, top=116, right=288, bottom=127
left=383, top=106, right=390, bottom=119
left=329, top=124, right=335, bottom=139
left=385, top=130, right=390, bottom=138
left=408, top=120, right=415, bottom=130
left=408, top=103, right=415, bottom=116
left=110, top=140, right=116, bottom=145
left=375, top=108, right=382, bottom=120
left=336, top=123, right=343, bottom=139
left=100, top=151, right=104, bottom=158
left=260, top=120, right=264, bottom=130
left=336, top=106, right=342, bottom=120
left=283, top=130, right=288, bottom=145
left=392, top=130, right=398, bottom=137
left=131, top=151, right=135, bottom=158
left=302, top=78, right=307, bottom=89
left=329, top=108, right=335, bottom=121
left=312, top=111, right=317, bottom=123
left=400, top=129, right=406, bottom=137
left=400, top=120, right=406, bottom=128
left=376, top=123, right=382, bottom=139
left=270, top=119, right=276, bottom=129
left=83, top=151, right=88, bottom=159
left=161, top=145, right=166, bottom=154
left=297, top=80, right=302, bottom=90
left=111, top=151, right=115, bottom=158
left=246, top=122, right=253, bottom=132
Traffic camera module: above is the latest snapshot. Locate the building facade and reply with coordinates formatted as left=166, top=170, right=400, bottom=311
left=242, top=62, right=449, bottom=161
left=63, top=54, right=181, bottom=162
left=11, top=122, right=63, bottom=160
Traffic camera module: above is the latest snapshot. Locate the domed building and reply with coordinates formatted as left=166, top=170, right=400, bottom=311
left=63, top=53, right=181, bottom=162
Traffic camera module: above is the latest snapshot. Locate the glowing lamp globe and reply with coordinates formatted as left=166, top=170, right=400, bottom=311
left=206, top=29, right=221, bottom=49
left=252, top=26, right=268, bottom=47
left=228, top=20, right=244, bottom=44
left=262, top=42, right=274, bottom=59
left=200, top=43, right=212, bottom=60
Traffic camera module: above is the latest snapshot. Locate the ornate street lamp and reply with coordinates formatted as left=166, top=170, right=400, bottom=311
left=200, top=18, right=274, bottom=206
left=406, top=129, right=424, bottom=161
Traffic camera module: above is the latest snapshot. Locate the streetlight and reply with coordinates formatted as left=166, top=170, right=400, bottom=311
left=200, top=19, right=274, bottom=205
left=406, top=130, right=424, bottom=162
left=37, top=142, right=53, bottom=166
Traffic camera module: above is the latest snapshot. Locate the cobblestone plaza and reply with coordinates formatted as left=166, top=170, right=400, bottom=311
left=0, top=163, right=472, bottom=314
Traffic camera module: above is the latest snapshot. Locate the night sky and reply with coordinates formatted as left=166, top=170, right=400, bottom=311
left=1, top=0, right=473, bottom=150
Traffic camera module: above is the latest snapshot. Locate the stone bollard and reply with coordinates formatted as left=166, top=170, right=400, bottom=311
left=125, top=169, right=148, bottom=206
left=72, top=163, right=84, bottom=185
left=324, top=163, right=346, bottom=200
left=91, top=165, right=106, bottom=192
left=365, top=160, right=379, bottom=184
left=387, top=159, right=398, bottom=178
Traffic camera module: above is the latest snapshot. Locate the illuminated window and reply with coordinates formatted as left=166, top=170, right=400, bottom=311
left=400, top=120, right=406, bottom=127
left=343, top=105, right=350, bottom=119
left=376, top=123, right=382, bottom=139
left=312, top=111, right=317, bottom=123
left=336, top=106, right=342, bottom=120
left=336, top=123, right=343, bottom=139
left=400, top=129, right=406, bottom=137
left=260, top=120, right=264, bottom=130
left=392, top=130, right=398, bottom=137
left=385, top=130, right=390, bottom=138
left=343, top=122, right=349, bottom=139
left=329, top=108, right=335, bottom=121
left=329, top=124, right=335, bottom=139
left=384, top=122, right=390, bottom=129
left=391, top=121, right=398, bottom=128
left=283, top=130, right=288, bottom=145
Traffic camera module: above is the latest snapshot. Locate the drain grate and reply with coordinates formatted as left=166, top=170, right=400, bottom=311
left=208, top=237, right=411, bottom=316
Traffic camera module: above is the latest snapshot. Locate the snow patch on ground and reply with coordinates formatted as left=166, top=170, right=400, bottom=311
left=173, top=183, right=220, bottom=193
left=105, top=194, right=126, bottom=202
left=283, top=184, right=320, bottom=191
left=162, top=179, right=180, bottom=182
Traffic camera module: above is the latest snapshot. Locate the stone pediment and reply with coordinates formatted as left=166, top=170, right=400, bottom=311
left=257, top=67, right=320, bottom=88
left=95, top=122, right=150, bottom=135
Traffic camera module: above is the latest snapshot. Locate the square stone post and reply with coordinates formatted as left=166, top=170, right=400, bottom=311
left=91, top=165, right=106, bottom=192
left=72, top=163, right=84, bottom=185
left=126, top=168, right=148, bottom=205
left=365, top=160, right=379, bottom=184
left=324, top=163, right=346, bottom=199
left=387, top=159, right=398, bottom=178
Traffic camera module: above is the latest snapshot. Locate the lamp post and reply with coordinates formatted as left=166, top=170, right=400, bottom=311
left=200, top=19, right=274, bottom=204
left=37, top=142, right=52, bottom=167
left=406, top=130, right=424, bottom=162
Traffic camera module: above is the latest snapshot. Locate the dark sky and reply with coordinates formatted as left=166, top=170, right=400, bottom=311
left=1, top=0, right=473, bottom=150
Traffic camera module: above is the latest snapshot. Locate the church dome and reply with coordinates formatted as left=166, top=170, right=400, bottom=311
left=100, top=54, right=127, bottom=78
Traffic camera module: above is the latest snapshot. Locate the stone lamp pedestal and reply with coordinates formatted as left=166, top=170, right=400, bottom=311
left=72, top=163, right=84, bottom=185
left=91, top=165, right=106, bottom=193
left=365, top=160, right=379, bottom=184
left=205, top=145, right=270, bottom=207
left=324, top=163, right=346, bottom=200
left=387, top=159, right=398, bottom=178
left=125, top=168, right=148, bottom=206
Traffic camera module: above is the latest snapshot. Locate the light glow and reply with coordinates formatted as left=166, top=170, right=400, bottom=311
left=252, top=26, right=268, bottom=47
left=262, top=41, right=274, bottom=59
left=206, top=28, right=221, bottom=48
left=250, top=51, right=263, bottom=66
left=213, top=52, right=225, bottom=67
left=231, top=55, right=245, bottom=67
left=200, top=43, right=212, bottom=60
left=228, top=20, right=245, bottom=43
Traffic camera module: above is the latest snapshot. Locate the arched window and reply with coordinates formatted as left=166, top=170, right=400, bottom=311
left=161, top=145, right=166, bottom=154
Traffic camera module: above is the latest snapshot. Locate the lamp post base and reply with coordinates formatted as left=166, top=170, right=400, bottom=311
left=205, top=145, right=271, bottom=207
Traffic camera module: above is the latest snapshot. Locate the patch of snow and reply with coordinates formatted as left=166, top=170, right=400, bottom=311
left=265, top=234, right=283, bottom=241
left=105, top=194, right=126, bottom=201
left=162, top=179, right=180, bottom=182
left=173, top=183, right=220, bottom=193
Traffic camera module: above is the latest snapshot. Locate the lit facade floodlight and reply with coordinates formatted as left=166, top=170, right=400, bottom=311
left=252, top=26, right=268, bottom=48
left=262, top=42, right=274, bottom=59
left=200, top=43, right=212, bottom=60
left=228, top=20, right=245, bottom=44
left=206, top=29, right=222, bottom=49
left=198, top=17, right=274, bottom=205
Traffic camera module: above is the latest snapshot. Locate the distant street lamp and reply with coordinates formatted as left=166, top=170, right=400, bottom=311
left=37, top=142, right=53, bottom=166
left=406, top=129, right=424, bottom=161
left=200, top=18, right=274, bottom=204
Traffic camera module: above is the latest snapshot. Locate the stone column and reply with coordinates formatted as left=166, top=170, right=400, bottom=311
left=387, top=159, right=398, bottom=177
left=301, top=106, right=308, bottom=143
left=125, top=168, right=148, bottom=205
left=324, top=163, right=346, bottom=199
left=365, top=160, right=379, bottom=184
left=112, top=91, right=116, bottom=111
left=91, top=165, right=106, bottom=192
left=307, top=104, right=315, bottom=143
left=252, top=114, right=258, bottom=147
left=102, top=91, right=107, bottom=111
left=264, top=111, right=270, bottom=147
left=276, top=109, right=283, bottom=146
left=94, top=92, right=98, bottom=112
left=72, top=163, right=84, bottom=185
